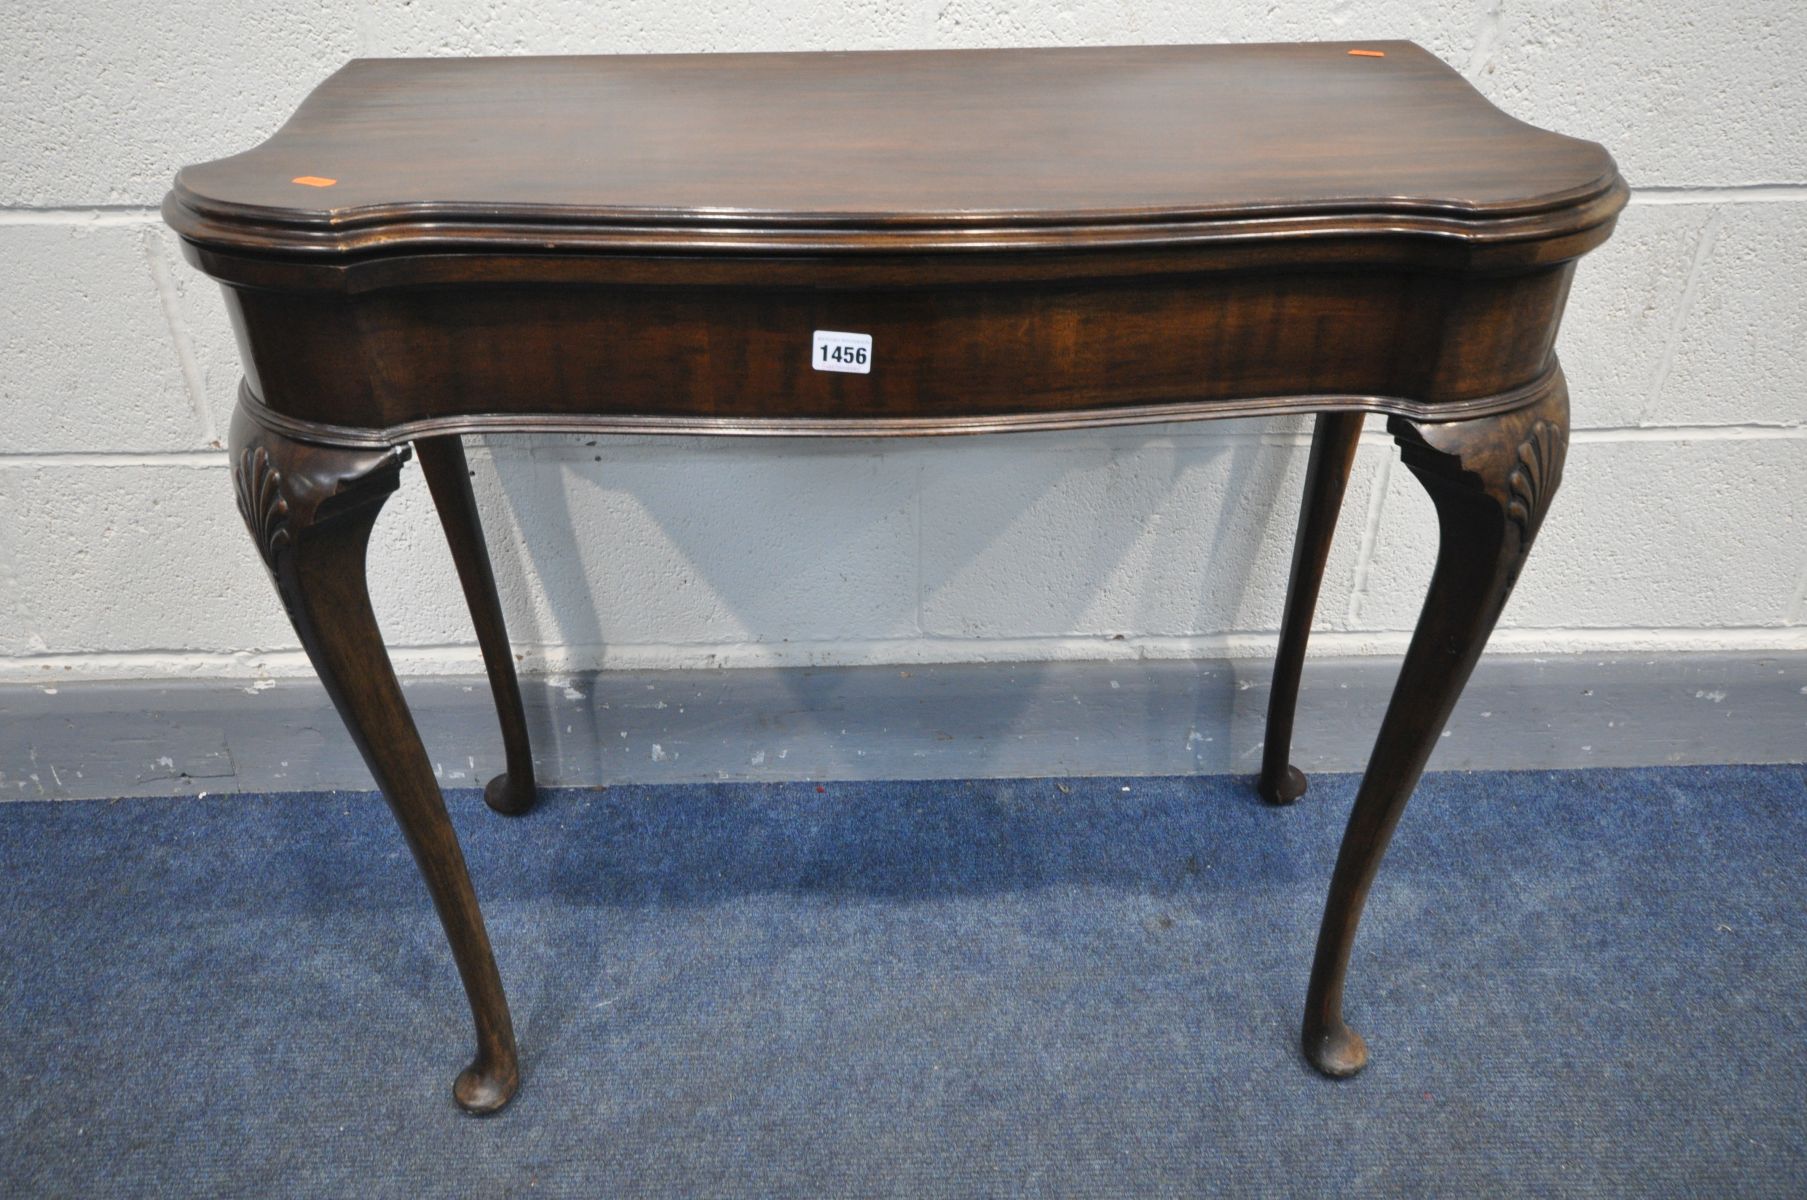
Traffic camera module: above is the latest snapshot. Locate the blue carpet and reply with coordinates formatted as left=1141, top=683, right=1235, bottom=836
left=0, top=765, right=1803, bottom=1197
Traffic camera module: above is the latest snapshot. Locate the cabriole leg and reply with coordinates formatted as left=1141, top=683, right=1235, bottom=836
left=230, top=405, right=521, bottom=1114
left=1259, top=411, right=1363, bottom=805
left=1302, top=375, right=1569, bottom=1077
left=417, top=435, right=539, bottom=816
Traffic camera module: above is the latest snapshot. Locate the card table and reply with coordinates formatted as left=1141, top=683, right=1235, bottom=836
left=166, top=42, right=1625, bottom=1113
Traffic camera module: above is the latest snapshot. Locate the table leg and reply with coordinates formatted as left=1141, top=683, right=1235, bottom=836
left=417, top=436, right=539, bottom=816
left=229, top=404, right=521, bottom=1114
left=1258, top=412, right=1363, bottom=805
left=1301, top=373, right=1568, bottom=1077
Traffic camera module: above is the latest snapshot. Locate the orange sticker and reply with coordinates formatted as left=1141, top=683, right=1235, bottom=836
left=291, top=175, right=337, bottom=187
left=1347, top=49, right=1386, bottom=57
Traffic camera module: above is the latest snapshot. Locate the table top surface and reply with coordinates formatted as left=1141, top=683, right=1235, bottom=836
left=168, top=42, right=1621, bottom=258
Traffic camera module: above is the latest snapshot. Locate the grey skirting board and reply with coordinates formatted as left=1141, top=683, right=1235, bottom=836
left=2, top=653, right=1802, bottom=801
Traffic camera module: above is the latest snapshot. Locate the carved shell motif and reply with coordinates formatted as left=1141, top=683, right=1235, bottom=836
left=1505, top=418, right=1566, bottom=540
left=234, top=445, right=292, bottom=570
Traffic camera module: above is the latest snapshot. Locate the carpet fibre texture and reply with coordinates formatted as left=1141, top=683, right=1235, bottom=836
left=1, top=765, right=1803, bottom=1197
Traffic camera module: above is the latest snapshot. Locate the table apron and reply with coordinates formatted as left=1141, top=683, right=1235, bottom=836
left=223, top=263, right=1575, bottom=439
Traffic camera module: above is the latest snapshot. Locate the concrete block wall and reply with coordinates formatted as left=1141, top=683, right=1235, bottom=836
left=3, top=2, right=1804, bottom=685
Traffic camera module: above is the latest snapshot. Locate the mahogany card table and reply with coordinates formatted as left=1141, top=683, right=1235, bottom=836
left=165, top=42, right=1625, bottom=1114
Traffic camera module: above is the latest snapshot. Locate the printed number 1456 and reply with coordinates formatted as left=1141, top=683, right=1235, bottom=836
left=812, top=330, right=873, bottom=374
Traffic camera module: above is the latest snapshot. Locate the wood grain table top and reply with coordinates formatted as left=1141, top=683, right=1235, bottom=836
left=166, top=42, right=1624, bottom=258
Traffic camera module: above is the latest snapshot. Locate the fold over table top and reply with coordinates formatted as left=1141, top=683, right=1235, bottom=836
left=166, top=42, right=1625, bottom=259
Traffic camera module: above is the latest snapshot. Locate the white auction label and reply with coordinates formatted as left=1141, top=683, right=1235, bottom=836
left=811, top=329, right=872, bottom=374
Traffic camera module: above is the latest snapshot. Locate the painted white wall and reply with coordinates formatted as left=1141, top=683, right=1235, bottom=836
left=2, top=2, right=1804, bottom=685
